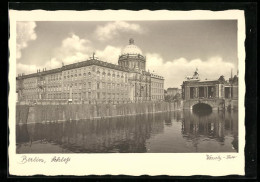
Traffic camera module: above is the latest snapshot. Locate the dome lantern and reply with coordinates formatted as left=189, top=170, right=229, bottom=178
left=122, top=38, right=142, bottom=55
left=129, top=38, right=134, bottom=45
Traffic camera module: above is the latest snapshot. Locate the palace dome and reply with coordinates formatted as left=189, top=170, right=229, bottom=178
left=121, top=38, right=143, bottom=55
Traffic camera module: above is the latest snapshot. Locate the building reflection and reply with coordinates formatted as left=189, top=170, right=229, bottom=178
left=16, top=110, right=238, bottom=153
left=17, top=113, right=167, bottom=153
left=181, top=110, right=238, bottom=152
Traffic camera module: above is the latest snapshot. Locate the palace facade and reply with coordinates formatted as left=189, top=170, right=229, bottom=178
left=16, top=39, right=164, bottom=104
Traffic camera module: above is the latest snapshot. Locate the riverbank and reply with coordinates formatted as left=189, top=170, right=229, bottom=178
left=16, top=101, right=183, bottom=124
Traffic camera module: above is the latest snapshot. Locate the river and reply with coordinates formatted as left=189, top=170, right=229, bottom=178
left=16, top=110, right=238, bottom=153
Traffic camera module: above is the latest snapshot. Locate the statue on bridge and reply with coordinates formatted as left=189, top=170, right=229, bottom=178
left=185, top=68, right=200, bottom=81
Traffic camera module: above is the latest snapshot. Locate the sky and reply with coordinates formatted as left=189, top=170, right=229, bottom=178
left=16, top=20, right=238, bottom=88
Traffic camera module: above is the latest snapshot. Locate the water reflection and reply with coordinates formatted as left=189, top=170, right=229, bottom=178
left=182, top=110, right=238, bottom=152
left=16, top=110, right=238, bottom=153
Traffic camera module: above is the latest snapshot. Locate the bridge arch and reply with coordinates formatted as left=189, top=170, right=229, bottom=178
left=192, top=102, right=213, bottom=113
left=183, top=99, right=225, bottom=111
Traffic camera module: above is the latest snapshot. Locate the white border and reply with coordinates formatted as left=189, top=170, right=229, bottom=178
left=9, top=10, right=245, bottom=176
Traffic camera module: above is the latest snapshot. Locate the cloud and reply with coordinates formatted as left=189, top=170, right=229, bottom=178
left=17, top=33, right=90, bottom=73
left=49, top=33, right=92, bottom=67
left=17, top=63, right=39, bottom=74
left=31, top=33, right=122, bottom=71
left=61, top=33, right=90, bottom=53
left=17, top=59, right=62, bottom=74
left=95, top=21, right=144, bottom=41
left=16, top=21, right=37, bottom=59
left=146, top=53, right=235, bottom=89
left=95, top=46, right=122, bottom=64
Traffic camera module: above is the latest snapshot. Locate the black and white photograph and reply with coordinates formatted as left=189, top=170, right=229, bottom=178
left=15, top=20, right=239, bottom=154
left=9, top=9, right=246, bottom=176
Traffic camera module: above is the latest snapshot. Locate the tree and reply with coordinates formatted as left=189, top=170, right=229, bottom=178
left=232, top=75, right=238, bottom=84
left=174, top=93, right=181, bottom=100
left=164, top=95, right=172, bottom=102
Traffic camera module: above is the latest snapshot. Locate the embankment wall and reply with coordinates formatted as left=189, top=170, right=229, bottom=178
left=16, top=101, right=183, bottom=124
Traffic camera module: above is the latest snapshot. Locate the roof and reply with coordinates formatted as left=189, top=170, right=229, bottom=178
left=17, top=58, right=132, bottom=80
left=182, top=79, right=221, bottom=86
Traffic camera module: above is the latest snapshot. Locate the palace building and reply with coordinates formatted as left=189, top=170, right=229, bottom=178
left=16, top=39, right=165, bottom=104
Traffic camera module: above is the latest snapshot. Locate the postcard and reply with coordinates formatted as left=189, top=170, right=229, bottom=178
left=9, top=9, right=245, bottom=176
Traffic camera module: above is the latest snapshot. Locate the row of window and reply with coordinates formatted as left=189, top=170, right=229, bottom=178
left=44, top=82, right=130, bottom=92
left=23, top=94, right=38, bottom=100
left=45, top=92, right=129, bottom=100
left=23, top=78, right=37, bottom=85
left=23, top=93, right=163, bottom=100
left=152, top=82, right=164, bottom=88
left=152, top=95, right=164, bottom=100
left=62, top=73, right=128, bottom=83
left=151, top=88, right=164, bottom=94
left=63, top=66, right=127, bottom=78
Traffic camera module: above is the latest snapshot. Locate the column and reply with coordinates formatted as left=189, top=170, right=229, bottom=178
left=186, top=86, right=189, bottom=100
left=188, top=86, right=191, bottom=99
left=215, top=84, right=219, bottom=98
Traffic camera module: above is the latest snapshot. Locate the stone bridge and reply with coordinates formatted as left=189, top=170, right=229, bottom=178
left=183, top=98, right=225, bottom=111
